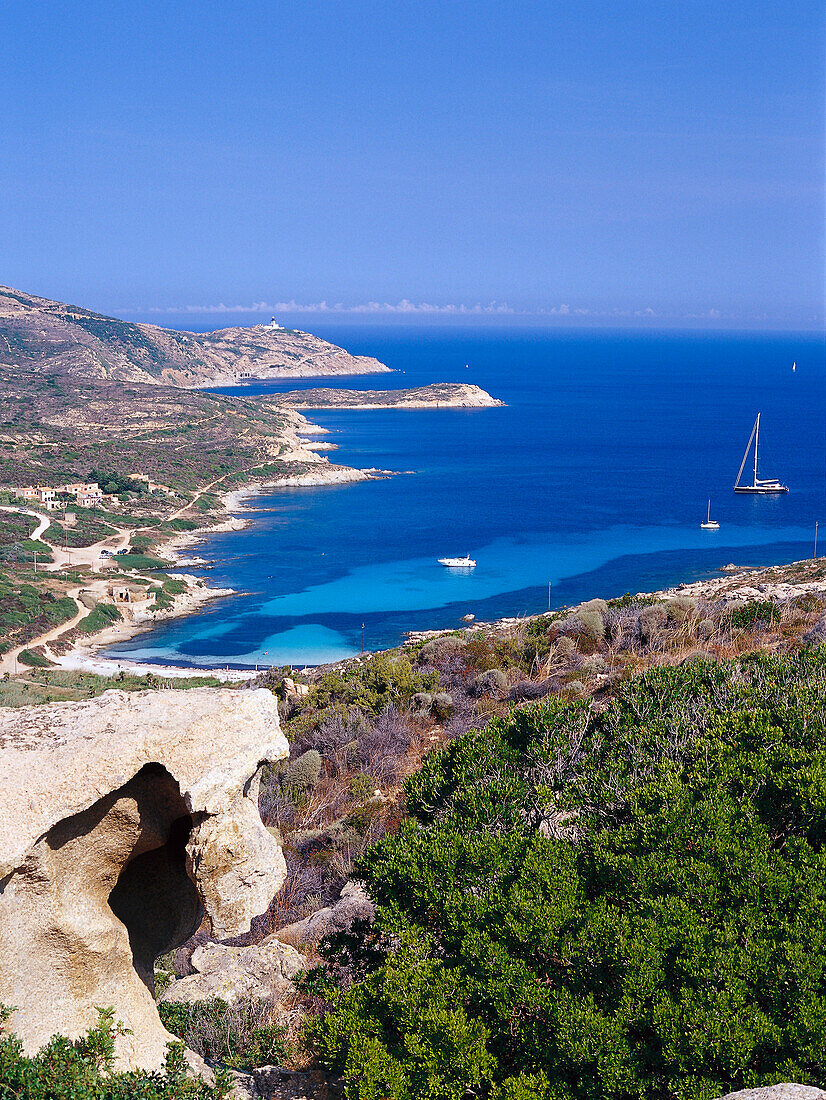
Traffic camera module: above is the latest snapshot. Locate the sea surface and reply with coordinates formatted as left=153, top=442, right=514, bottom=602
left=104, top=326, right=825, bottom=669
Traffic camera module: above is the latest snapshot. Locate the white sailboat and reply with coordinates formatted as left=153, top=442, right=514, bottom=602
left=700, top=500, right=720, bottom=530
left=733, top=413, right=788, bottom=494
left=438, top=553, right=476, bottom=568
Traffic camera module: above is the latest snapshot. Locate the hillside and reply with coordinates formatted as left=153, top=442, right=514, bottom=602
left=0, top=286, right=389, bottom=387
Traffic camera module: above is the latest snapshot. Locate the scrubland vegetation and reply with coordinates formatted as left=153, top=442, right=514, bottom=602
left=0, top=667, right=223, bottom=708
left=0, top=572, right=78, bottom=654
left=4, top=574, right=826, bottom=1097
left=0, top=1007, right=231, bottom=1099
left=307, top=647, right=826, bottom=1097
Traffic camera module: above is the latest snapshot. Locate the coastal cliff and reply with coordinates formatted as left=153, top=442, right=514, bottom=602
left=0, top=286, right=389, bottom=387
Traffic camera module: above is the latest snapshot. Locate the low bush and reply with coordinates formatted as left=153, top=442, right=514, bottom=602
left=469, top=668, right=508, bottom=698
left=637, top=603, right=667, bottom=643
left=0, top=1005, right=230, bottom=1097
left=111, top=553, right=169, bottom=571
left=729, top=600, right=781, bottom=629
left=77, top=602, right=122, bottom=633
left=308, top=648, right=826, bottom=1099
left=431, top=691, right=454, bottom=720
left=284, top=749, right=323, bottom=793
left=158, top=998, right=287, bottom=1072
left=18, top=648, right=53, bottom=668
left=666, top=594, right=698, bottom=623
left=575, top=608, right=605, bottom=641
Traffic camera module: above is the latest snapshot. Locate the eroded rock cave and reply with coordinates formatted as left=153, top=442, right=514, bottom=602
left=0, top=687, right=288, bottom=1070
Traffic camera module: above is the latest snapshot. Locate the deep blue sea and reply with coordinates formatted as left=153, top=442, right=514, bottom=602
left=104, top=326, right=825, bottom=669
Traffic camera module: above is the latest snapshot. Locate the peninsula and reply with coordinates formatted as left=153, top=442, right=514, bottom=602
left=0, top=285, right=389, bottom=387
left=276, top=382, right=505, bottom=409
left=0, top=286, right=502, bottom=672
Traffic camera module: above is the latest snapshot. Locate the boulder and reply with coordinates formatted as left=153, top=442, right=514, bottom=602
left=717, top=1089, right=826, bottom=1100
left=231, top=1067, right=345, bottom=1100
left=160, top=938, right=306, bottom=1006
left=276, top=881, right=374, bottom=948
left=0, top=687, right=288, bottom=1071
left=253, top=1067, right=344, bottom=1099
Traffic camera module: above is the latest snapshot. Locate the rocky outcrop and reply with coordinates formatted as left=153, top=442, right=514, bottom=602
left=0, top=687, right=288, bottom=1071
left=233, top=1067, right=344, bottom=1100
left=160, top=938, right=306, bottom=1006
left=717, top=1089, right=826, bottom=1100
left=275, top=882, right=374, bottom=948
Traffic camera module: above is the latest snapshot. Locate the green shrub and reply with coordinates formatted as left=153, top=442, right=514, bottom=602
left=431, top=691, right=454, bottom=720
left=18, top=648, right=53, bottom=668
left=111, top=553, right=168, bottom=571
left=78, top=602, right=122, bottom=633
left=729, top=600, right=781, bottom=629
left=301, top=654, right=437, bottom=716
left=158, top=998, right=286, bottom=1072
left=0, top=1005, right=230, bottom=1097
left=285, top=749, right=323, bottom=792
left=45, top=596, right=80, bottom=624
left=350, top=772, right=375, bottom=801
left=309, top=649, right=826, bottom=1099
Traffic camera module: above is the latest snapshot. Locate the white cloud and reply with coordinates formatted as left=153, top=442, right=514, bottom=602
left=140, top=299, right=517, bottom=316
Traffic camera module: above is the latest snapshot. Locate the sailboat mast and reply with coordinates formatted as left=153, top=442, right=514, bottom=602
left=753, top=412, right=760, bottom=486
left=734, top=415, right=759, bottom=489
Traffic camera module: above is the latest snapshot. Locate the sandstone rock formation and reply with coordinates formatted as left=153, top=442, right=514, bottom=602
left=161, top=938, right=306, bottom=1006
left=0, top=687, right=288, bottom=1071
left=275, top=882, right=374, bottom=949
left=231, top=1066, right=344, bottom=1100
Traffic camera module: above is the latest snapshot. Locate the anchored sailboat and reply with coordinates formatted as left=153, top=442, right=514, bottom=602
left=733, top=413, right=788, bottom=494
left=700, top=500, right=720, bottom=530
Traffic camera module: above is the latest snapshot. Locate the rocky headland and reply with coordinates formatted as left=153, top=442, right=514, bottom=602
left=276, top=382, right=505, bottom=409
left=0, top=286, right=389, bottom=387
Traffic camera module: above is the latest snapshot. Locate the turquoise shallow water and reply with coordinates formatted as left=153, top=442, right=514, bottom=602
left=104, top=326, right=825, bottom=668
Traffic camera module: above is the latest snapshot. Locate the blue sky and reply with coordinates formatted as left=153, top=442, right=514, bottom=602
left=1, top=1, right=823, bottom=326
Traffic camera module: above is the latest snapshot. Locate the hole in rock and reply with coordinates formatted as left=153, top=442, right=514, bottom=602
left=106, top=763, right=205, bottom=993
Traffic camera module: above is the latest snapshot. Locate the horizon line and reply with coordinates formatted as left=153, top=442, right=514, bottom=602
left=115, top=299, right=823, bottom=327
